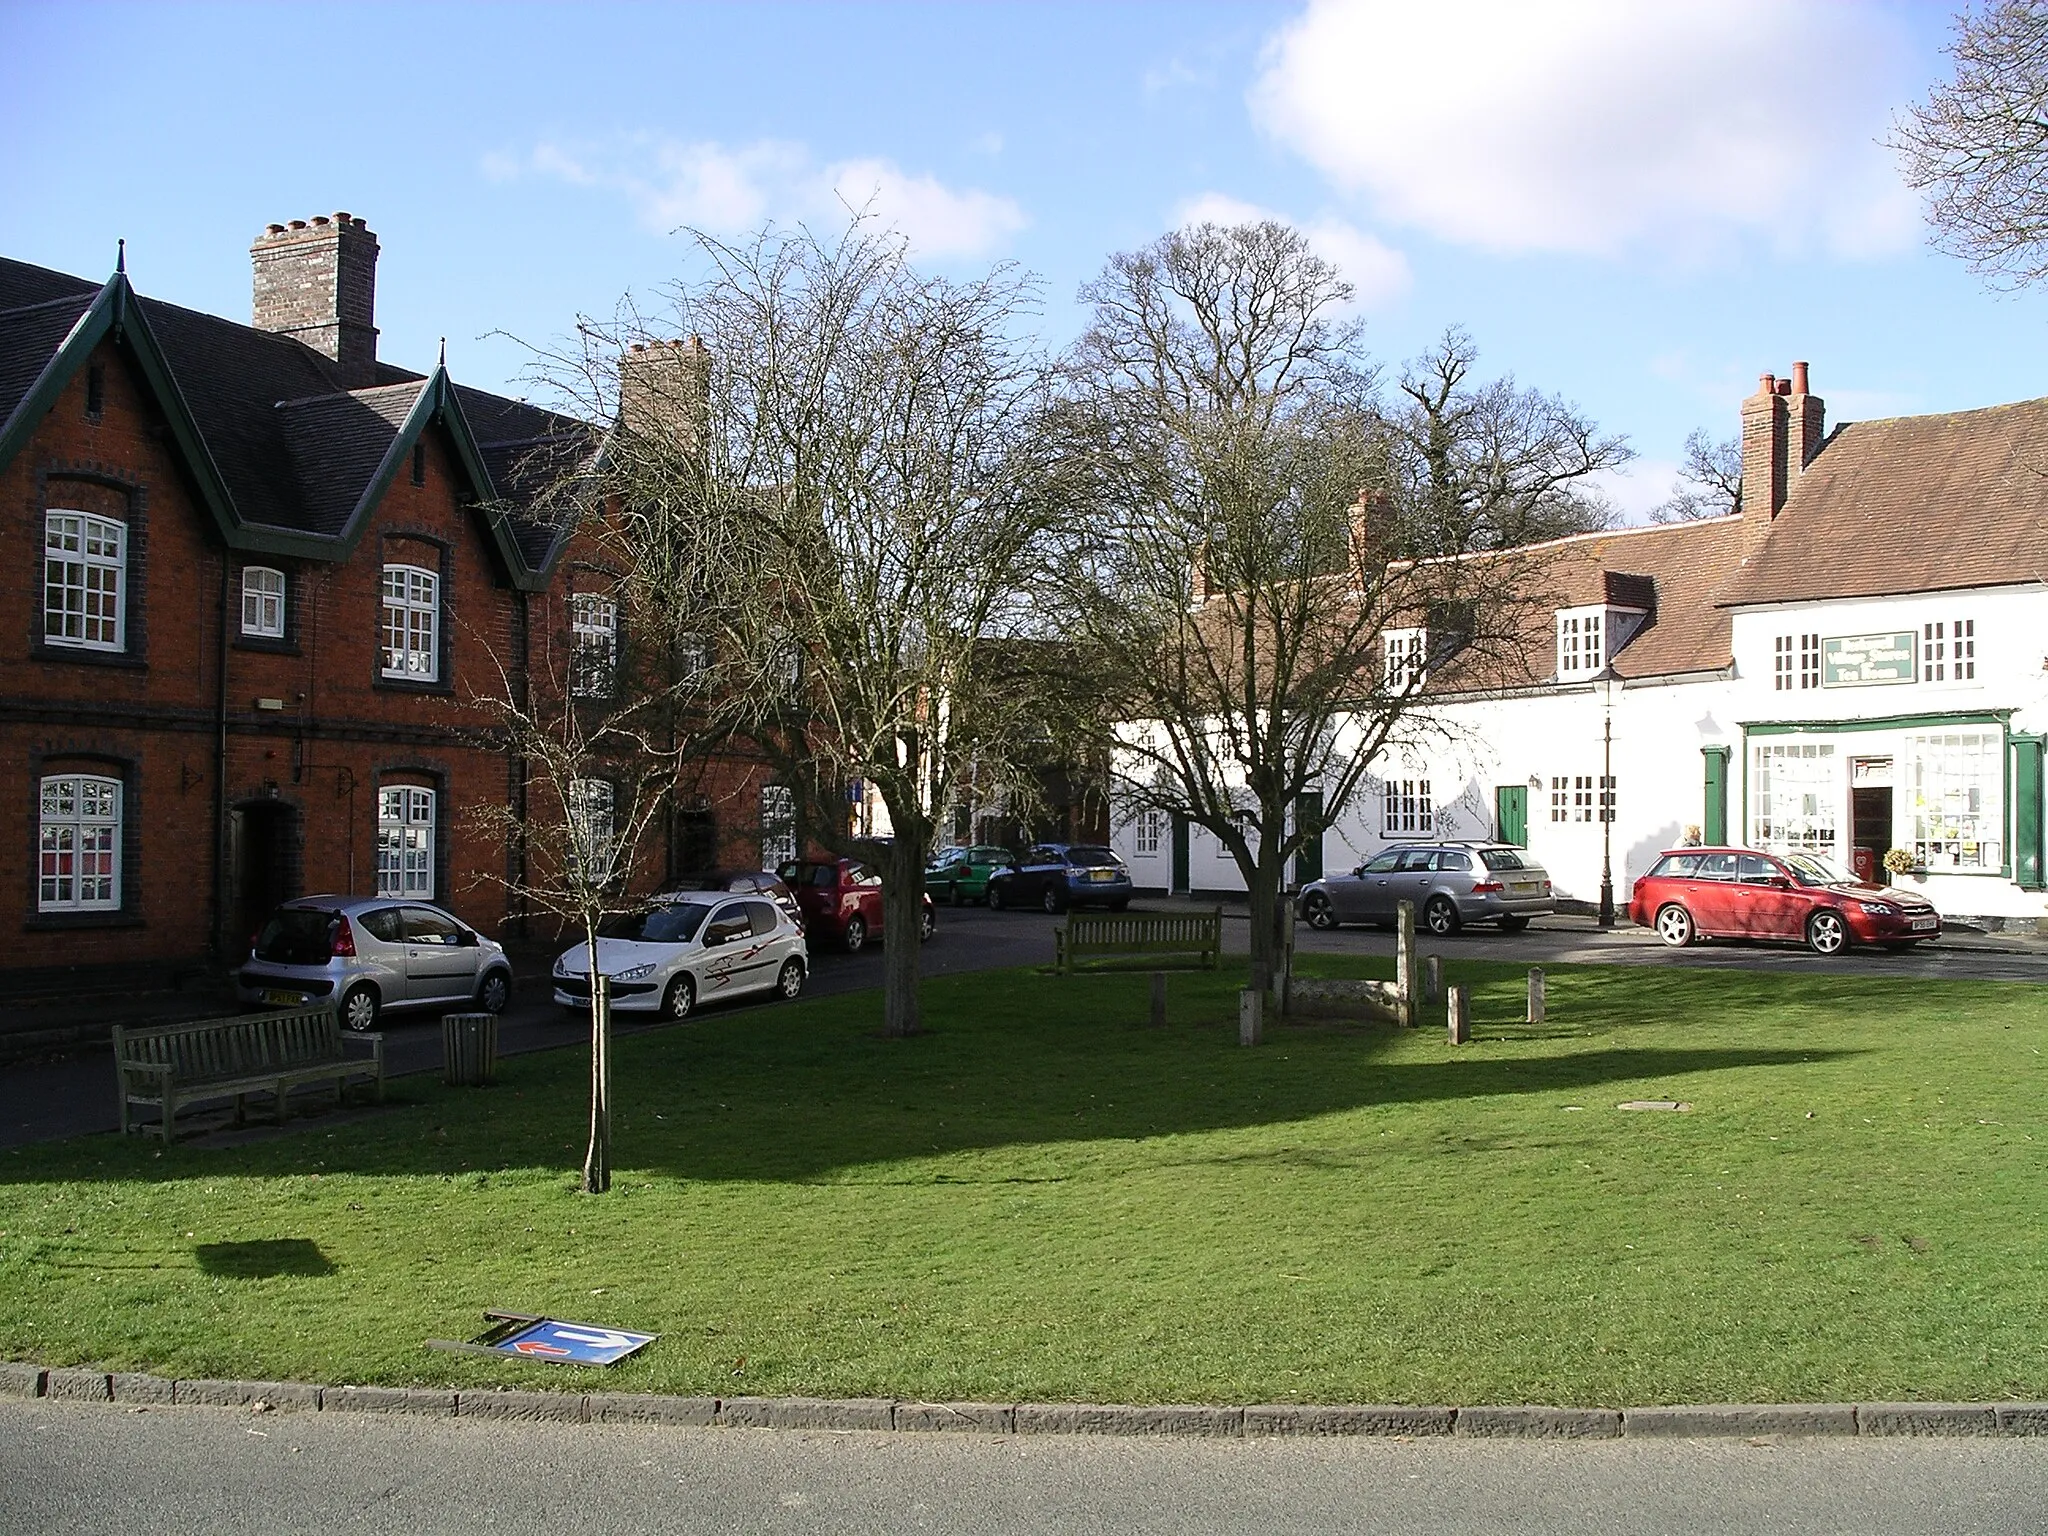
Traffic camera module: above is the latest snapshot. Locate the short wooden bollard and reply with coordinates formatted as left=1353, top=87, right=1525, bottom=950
left=1527, top=967, right=1546, bottom=1025
left=1425, top=954, right=1443, bottom=1003
left=1447, top=984, right=1470, bottom=1045
left=1149, top=971, right=1168, bottom=1028
left=1396, top=901, right=1417, bottom=1027
left=442, top=1012, right=498, bottom=1086
left=1239, top=986, right=1264, bottom=1046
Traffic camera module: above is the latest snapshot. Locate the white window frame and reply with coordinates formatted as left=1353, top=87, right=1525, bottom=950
left=43, top=510, right=125, bottom=651
left=1383, top=777, right=1433, bottom=836
left=571, top=592, right=619, bottom=698
left=567, top=777, right=618, bottom=882
left=760, top=783, right=797, bottom=869
left=1907, top=730, right=2001, bottom=871
left=1556, top=607, right=1605, bottom=678
left=1751, top=742, right=1839, bottom=861
left=380, top=564, right=440, bottom=682
left=1383, top=627, right=1427, bottom=692
left=1799, top=633, right=1821, bottom=690
left=1550, top=775, right=1569, bottom=823
left=1953, top=618, right=1976, bottom=680
left=38, top=773, right=121, bottom=911
left=241, top=566, right=285, bottom=639
left=1134, top=809, right=1162, bottom=857
left=376, top=785, right=436, bottom=898
left=1924, top=620, right=1947, bottom=682
left=1773, top=634, right=1793, bottom=692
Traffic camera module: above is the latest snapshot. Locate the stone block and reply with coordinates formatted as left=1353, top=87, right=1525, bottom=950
left=457, top=1389, right=587, bottom=1423
left=894, top=1401, right=1016, bottom=1434
left=322, top=1385, right=456, bottom=1415
left=1243, top=1404, right=1454, bottom=1437
left=1996, top=1404, right=2048, bottom=1435
left=765, top=1397, right=896, bottom=1431
left=585, top=1392, right=718, bottom=1427
left=176, top=1379, right=320, bottom=1411
left=108, top=1373, right=176, bottom=1405
left=43, top=1368, right=111, bottom=1403
left=0, top=1362, right=46, bottom=1399
left=1625, top=1404, right=1855, bottom=1437
left=1455, top=1405, right=1621, bottom=1439
left=1014, top=1403, right=1243, bottom=1437
left=1859, top=1403, right=1997, bottom=1436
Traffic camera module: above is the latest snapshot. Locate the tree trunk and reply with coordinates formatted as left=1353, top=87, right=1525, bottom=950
left=879, top=826, right=927, bottom=1038
left=1243, top=835, right=1286, bottom=995
left=582, top=924, right=611, bottom=1194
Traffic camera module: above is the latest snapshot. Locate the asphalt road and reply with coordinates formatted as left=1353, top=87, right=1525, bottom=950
left=3, top=903, right=2042, bottom=1149
left=9, top=1399, right=2048, bottom=1535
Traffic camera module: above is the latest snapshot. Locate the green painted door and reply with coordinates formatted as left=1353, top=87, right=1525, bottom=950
left=1494, top=785, right=1528, bottom=847
left=2014, top=735, right=2044, bottom=891
left=1293, top=791, right=1324, bottom=884
left=1171, top=813, right=1190, bottom=894
left=1702, top=747, right=1730, bottom=845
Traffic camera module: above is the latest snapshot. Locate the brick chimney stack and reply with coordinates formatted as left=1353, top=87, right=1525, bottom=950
left=251, top=213, right=380, bottom=388
left=618, top=336, right=709, bottom=451
left=1739, top=362, right=1824, bottom=563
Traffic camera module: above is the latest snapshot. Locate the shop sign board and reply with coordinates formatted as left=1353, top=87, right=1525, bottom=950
left=1823, top=632, right=1916, bottom=687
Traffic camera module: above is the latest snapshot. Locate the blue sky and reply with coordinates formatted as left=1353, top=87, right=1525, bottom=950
left=4, top=1, right=2042, bottom=518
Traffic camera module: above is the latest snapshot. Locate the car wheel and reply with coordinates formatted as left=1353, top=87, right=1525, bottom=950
left=1042, top=885, right=1065, bottom=914
left=474, top=968, right=511, bottom=1014
left=843, top=915, right=868, bottom=953
left=339, top=983, right=380, bottom=1033
left=1498, top=915, right=1530, bottom=934
left=1654, top=903, right=1694, bottom=948
left=948, top=881, right=964, bottom=907
left=1302, top=892, right=1338, bottom=931
left=660, top=973, right=696, bottom=1021
left=920, top=906, right=937, bottom=941
left=776, top=958, right=806, bottom=999
left=987, top=882, right=1007, bottom=911
left=1423, top=896, right=1461, bottom=937
left=1807, top=909, right=1849, bottom=956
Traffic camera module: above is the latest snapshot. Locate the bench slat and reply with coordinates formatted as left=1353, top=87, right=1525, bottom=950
left=113, top=1006, right=380, bottom=1140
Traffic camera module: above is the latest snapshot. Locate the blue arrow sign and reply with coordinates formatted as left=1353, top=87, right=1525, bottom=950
left=490, top=1317, right=657, bottom=1366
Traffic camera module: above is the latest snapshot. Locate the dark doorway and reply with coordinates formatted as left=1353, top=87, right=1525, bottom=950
left=1851, top=784, right=1893, bottom=885
left=230, top=800, right=297, bottom=948
left=674, top=807, right=717, bottom=876
left=1171, top=813, right=1190, bottom=895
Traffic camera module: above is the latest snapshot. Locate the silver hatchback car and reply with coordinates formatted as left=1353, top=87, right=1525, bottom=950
left=237, top=896, right=515, bottom=1032
left=1298, top=843, right=1555, bottom=935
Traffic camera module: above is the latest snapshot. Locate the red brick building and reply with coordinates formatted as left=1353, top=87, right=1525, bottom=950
left=0, top=215, right=772, bottom=988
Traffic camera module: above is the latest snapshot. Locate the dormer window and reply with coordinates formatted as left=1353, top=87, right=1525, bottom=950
left=1556, top=608, right=1605, bottom=678
left=1383, top=627, right=1427, bottom=692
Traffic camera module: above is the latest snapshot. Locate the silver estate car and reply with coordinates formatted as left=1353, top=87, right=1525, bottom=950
left=553, top=890, right=809, bottom=1021
left=1298, top=843, right=1555, bottom=935
left=237, top=896, right=515, bottom=1032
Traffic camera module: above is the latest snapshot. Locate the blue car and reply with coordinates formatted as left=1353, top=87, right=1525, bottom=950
left=986, top=843, right=1133, bottom=913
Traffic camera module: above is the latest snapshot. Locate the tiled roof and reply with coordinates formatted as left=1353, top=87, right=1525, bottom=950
left=1719, top=398, right=2048, bottom=605
left=274, top=382, right=427, bottom=536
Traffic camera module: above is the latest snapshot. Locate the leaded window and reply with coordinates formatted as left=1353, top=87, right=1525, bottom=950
left=376, top=786, right=435, bottom=898
left=38, top=774, right=121, bottom=910
left=44, top=511, right=124, bottom=651
left=380, top=565, right=439, bottom=681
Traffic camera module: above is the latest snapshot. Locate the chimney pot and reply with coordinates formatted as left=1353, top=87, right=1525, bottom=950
left=1790, top=360, right=1809, bottom=394
left=1775, top=378, right=1790, bottom=396
left=334, top=211, right=352, bottom=224
left=289, top=219, right=308, bottom=230
left=265, top=223, right=286, bottom=235
left=1758, top=373, right=1776, bottom=396
left=312, top=215, right=331, bottom=227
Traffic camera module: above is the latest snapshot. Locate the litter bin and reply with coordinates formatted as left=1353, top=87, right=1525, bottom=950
left=442, top=1012, right=498, bottom=1087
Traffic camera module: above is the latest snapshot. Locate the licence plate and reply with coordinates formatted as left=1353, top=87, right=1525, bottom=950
left=1089, top=870, right=1113, bottom=882
left=1910, top=916, right=1937, bottom=931
left=1510, top=881, right=1539, bottom=894
left=264, top=989, right=307, bottom=1006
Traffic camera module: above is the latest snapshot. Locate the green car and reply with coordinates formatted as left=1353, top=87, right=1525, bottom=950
left=924, top=845, right=1016, bottom=906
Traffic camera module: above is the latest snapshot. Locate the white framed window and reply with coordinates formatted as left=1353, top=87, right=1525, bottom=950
left=1800, top=633, right=1821, bottom=689
left=1599, top=774, right=1617, bottom=824
left=1574, top=775, right=1595, bottom=822
left=376, top=786, right=435, bottom=898
left=1383, top=627, right=1427, bottom=692
left=1924, top=620, right=1946, bottom=682
left=1907, top=730, right=2001, bottom=870
left=1751, top=742, right=1838, bottom=860
left=43, top=511, right=125, bottom=651
left=1383, top=777, right=1433, bottom=836
left=1134, top=809, right=1163, bottom=856
left=241, top=566, right=285, bottom=638
left=1550, top=776, right=1570, bottom=822
left=1556, top=608, right=1604, bottom=678
left=380, top=565, right=439, bottom=681
left=1954, top=618, right=1976, bottom=680
left=1774, top=635, right=1793, bottom=691
left=677, top=632, right=710, bottom=681
left=38, top=774, right=121, bottom=911
left=760, top=783, right=797, bottom=868
left=571, top=593, right=618, bottom=698
left=567, top=778, right=617, bottom=881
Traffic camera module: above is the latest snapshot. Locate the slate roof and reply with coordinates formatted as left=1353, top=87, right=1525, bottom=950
left=1719, top=398, right=2048, bottom=606
left=0, top=254, right=596, bottom=580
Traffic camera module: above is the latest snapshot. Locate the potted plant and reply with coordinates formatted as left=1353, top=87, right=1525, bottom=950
left=1881, top=846, right=1919, bottom=884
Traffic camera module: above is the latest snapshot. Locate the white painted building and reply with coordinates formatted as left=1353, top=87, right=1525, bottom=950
left=1112, top=367, right=2048, bottom=931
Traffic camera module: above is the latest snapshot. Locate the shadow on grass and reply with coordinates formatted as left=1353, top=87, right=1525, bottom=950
left=0, top=960, right=1878, bottom=1189
left=193, top=1238, right=336, bottom=1278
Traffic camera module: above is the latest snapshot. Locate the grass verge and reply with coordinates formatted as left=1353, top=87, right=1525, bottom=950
left=1, top=956, right=2044, bottom=1407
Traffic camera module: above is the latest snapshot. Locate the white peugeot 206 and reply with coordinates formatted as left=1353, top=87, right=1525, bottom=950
left=552, top=890, right=809, bottom=1021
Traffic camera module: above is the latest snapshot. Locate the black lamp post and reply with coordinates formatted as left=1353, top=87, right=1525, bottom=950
left=1597, top=691, right=1615, bottom=927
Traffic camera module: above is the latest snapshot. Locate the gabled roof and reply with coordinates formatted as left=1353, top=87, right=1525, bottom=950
left=0, top=255, right=597, bottom=589
left=1719, top=397, right=2048, bottom=607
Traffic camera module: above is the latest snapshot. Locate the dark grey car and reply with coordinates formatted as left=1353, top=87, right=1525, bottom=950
left=1297, top=843, right=1555, bottom=935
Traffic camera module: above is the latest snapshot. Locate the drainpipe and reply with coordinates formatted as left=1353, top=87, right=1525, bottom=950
left=211, top=549, right=231, bottom=960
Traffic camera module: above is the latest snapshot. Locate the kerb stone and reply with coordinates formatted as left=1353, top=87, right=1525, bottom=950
left=323, top=1385, right=456, bottom=1415
left=1015, top=1404, right=1243, bottom=1437
left=1625, top=1404, right=1855, bottom=1437
left=721, top=1397, right=895, bottom=1431
left=894, top=1401, right=1016, bottom=1434
left=0, top=1362, right=46, bottom=1398
left=1859, top=1403, right=1998, bottom=1436
left=43, top=1368, right=111, bottom=1403
left=108, top=1373, right=176, bottom=1405
left=457, top=1390, right=588, bottom=1424
left=584, top=1393, right=717, bottom=1426
left=1996, top=1404, right=2048, bottom=1435
left=1456, top=1406, right=1621, bottom=1439
left=1244, top=1404, right=1453, bottom=1437
left=176, top=1379, right=321, bottom=1411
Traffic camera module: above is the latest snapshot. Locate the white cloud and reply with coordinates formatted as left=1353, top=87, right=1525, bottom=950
left=1250, top=0, right=1919, bottom=262
left=493, top=136, right=1027, bottom=260
left=1173, top=191, right=1412, bottom=309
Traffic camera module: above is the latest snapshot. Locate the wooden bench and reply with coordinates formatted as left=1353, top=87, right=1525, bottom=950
left=1054, top=908, right=1224, bottom=974
left=112, top=1006, right=384, bottom=1141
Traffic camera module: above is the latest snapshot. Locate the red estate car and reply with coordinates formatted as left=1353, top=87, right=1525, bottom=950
left=1628, top=847, right=1941, bottom=955
left=780, top=858, right=938, bottom=953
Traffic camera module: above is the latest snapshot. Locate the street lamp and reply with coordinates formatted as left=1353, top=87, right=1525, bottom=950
left=1598, top=677, right=1615, bottom=927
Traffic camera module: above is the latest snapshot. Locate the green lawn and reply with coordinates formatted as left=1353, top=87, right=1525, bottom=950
left=2, top=957, right=2045, bottom=1407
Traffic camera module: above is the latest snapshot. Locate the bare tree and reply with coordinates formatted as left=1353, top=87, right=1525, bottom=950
left=1892, top=0, right=2048, bottom=287
left=1649, top=428, right=1742, bottom=523
left=1050, top=225, right=1623, bottom=986
left=467, top=637, right=695, bottom=1194
left=546, top=220, right=1066, bottom=1039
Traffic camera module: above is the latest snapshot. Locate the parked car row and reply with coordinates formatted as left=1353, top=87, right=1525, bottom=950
left=926, top=843, right=1135, bottom=912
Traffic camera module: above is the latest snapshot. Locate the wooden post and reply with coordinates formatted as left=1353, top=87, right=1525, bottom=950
left=1149, top=971, right=1168, bottom=1029
left=1527, top=967, right=1546, bottom=1026
left=1280, top=896, right=1297, bottom=1016
left=1396, top=901, right=1417, bottom=1027
left=1239, top=987, right=1263, bottom=1047
left=1425, top=954, right=1443, bottom=1003
left=1447, top=983, right=1470, bottom=1045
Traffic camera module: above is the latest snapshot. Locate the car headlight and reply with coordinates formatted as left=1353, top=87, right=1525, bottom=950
left=613, top=962, right=657, bottom=981
left=552, top=955, right=572, bottom=977
left=1858, top=900, right=1897, bottom=916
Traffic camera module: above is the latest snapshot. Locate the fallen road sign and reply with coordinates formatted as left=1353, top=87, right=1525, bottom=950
left=426, top=1310, right=658, bottom=1367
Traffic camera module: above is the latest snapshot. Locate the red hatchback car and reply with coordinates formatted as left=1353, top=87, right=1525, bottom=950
left=781, top=857, right=938, bottom=953
left=1628, top=847, right=1941, bottom=955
